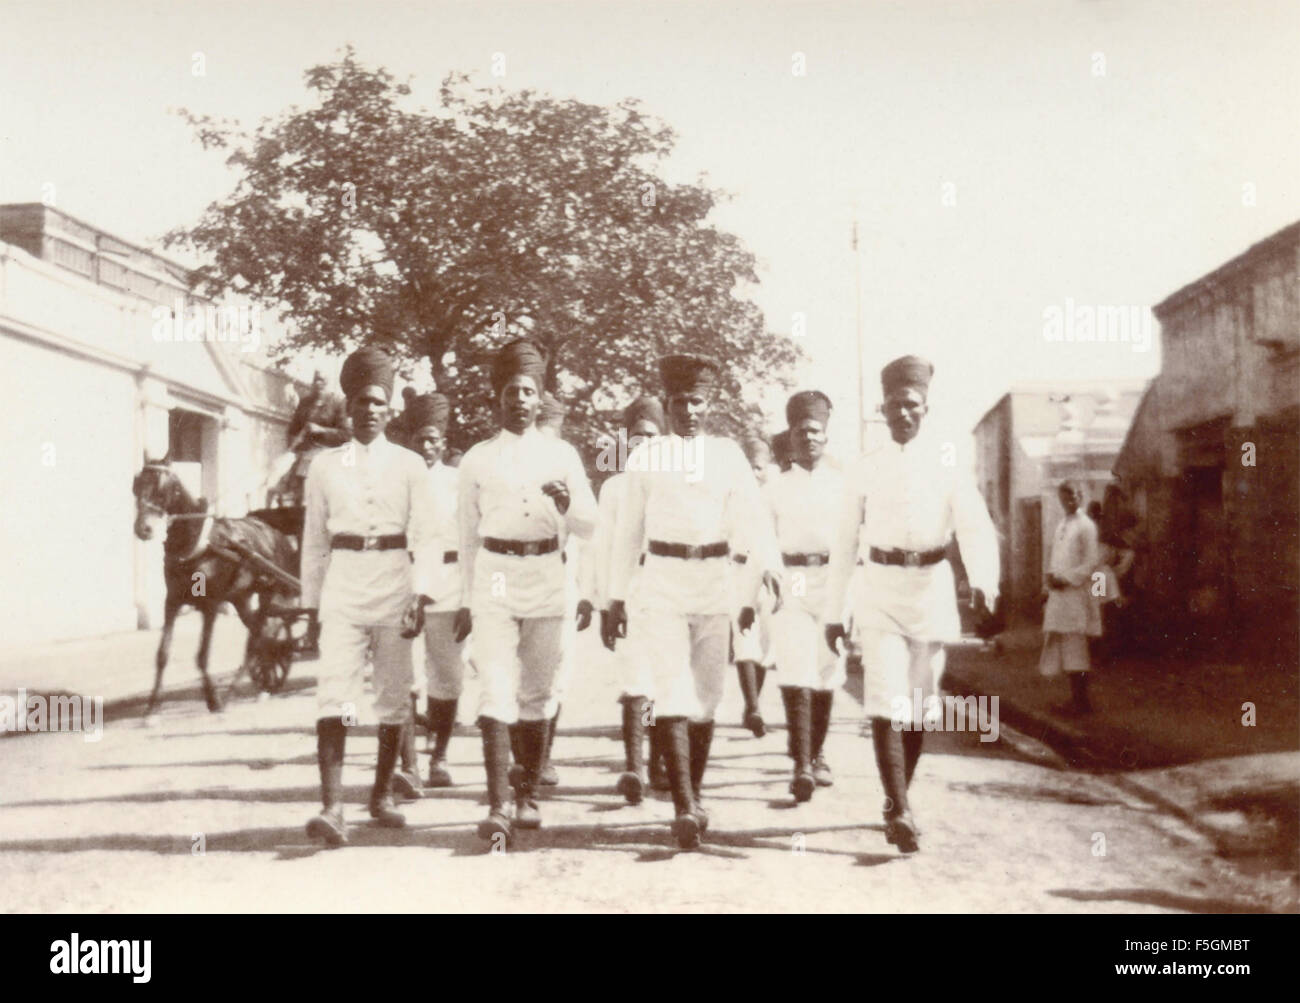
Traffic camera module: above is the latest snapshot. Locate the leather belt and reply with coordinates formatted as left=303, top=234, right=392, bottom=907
left=869, top=545, right=946, bottom=568
left=648, top=540, right=729, bottom=560
left=482, top=536, right=559, bottom=557
left=783, top=552, right=830, bottom=567
left=331, top=533, right=407, bottom=552
left=443, top=550, right=458, bottom=564
left=732, top=553, right=748, bottom=565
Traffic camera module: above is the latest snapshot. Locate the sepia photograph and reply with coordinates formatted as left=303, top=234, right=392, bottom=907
left=0, top=0, right=1296, bottom=955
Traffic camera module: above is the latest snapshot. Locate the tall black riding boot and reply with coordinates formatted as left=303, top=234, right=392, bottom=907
left=306, top=716, right=348, bottom=847
left=538, top=705, right=561, bottom=786
left=901, top=728, right=925, bottom=838
left=369, top=723, right=406, bottom=828
left=477, top=716, right=513, bottom=845
left=754, top=665, right=768, bottom=697
left=1069, top=672, right=1092, bottom=714
left=902, top=729, right=924, bottom=788
left=810, top=689, right=834, bottom=787
left=782, top=687, right=815, bottom=802
left=425, top=697, right=457, bottom=787
left=660, top=717, right=701, bottom=849
left=507, top=722, right=525, bottom=790
left=514, top=718, right=548, bottom=829
left=390, top=710, right=422, bottom=802
left=687, top=720, right=714, bottom=832
left=872, top=717, right=918, bottom=853
left=648, top=716, right=670, bottom=791
left=400, top=716, right=417, bottom=773
left=618, top=696, right=650, bottom=804
left=737, top=661, right=766, bottom=737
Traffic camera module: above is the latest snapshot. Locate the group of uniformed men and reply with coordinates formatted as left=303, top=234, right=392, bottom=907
left=299, top=340, right=1000, bottom=855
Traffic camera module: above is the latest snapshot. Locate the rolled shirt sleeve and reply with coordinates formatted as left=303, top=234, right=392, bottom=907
left=824, top=464, right=865, bottom=625
left=561, top=442, right=598, bottom=541
left=952, top=473, right=1001, bottom=604
left=406, top=452, right=441, bottom=600
left=728, top=448, right=779, bottom=606
left=300, top=453, right=330, bottom=609
left=608, top=449, right=649, bottom=605
left=457, top=447, right=483, bottom=609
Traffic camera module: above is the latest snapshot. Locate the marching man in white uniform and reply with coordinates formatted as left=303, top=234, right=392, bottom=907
left=301, top=347, right=440, bottom=847
left=533, top=393, right=586, bottom=787
left=824, top=356, right=999, bottom=854
left=456, top=340, right=597, bottom=846
left=405, top=392, right=468, bottom=788
left=605, top=354, right=780, bottom=849
left=766, top=391, right=846, bottom=803
left=591, top=396, right=666, bottom=803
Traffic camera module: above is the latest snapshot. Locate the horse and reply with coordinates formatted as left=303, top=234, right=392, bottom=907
left=132, top=459, right=300, bottom=721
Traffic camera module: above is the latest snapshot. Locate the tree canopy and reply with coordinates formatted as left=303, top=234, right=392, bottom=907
left=165, top=48, right=799, bottom=464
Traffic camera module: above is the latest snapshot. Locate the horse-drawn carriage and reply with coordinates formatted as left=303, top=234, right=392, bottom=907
left=132, top=461, right=320, bottom=718
left=217, top=502, right=318, bottom=695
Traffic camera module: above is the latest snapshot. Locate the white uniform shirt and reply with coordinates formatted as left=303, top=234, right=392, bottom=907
left=423, top=460, right=461, bottom=612
left=457, top=425, right=597, bottom=616
left=609, top=434, right=776, bottom=616
left=825, top=429, right=999, bottom=642
left=1043, top=511, right=1101, bottom=635
left=764, top=461, right=845, bottom=617
left=301, top=435, right=439, bottom=625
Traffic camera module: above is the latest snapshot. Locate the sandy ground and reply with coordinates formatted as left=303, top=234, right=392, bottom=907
left=2, top=631, right=1295, bottom=913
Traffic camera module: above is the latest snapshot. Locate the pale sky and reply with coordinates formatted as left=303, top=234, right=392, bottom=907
left=3, top=0, right=1298, bottom=446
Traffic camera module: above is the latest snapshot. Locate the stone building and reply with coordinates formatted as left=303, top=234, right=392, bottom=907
left=1114, top=221, right=1299, bottom=661
left=973, top=381, right=1148, bottom=622
left=0, top=204, right=299, bottom=648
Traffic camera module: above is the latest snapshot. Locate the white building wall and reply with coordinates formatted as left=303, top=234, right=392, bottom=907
left=0, top=239, right=295, bottom=650
left=0, top=332, right=140, bottom=645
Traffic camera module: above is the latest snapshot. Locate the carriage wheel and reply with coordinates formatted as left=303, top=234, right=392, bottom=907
left=252, top=622, right=293, bottom=694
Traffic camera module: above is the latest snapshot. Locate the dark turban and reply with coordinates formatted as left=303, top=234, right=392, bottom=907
left=491, top=339, right=547, bottom=396
left=339, top=346, right=396, bottom=401
left=537, top=392, right=567, bottom=431
left=786, top=390, right=832, bottom=427
left=658, top=353, right=720, bottom=395
left=622, top=395, right=665, bottom=432
left=406, top=393, right=450, bottom=434
left=880, top=355, right=934, bottom=397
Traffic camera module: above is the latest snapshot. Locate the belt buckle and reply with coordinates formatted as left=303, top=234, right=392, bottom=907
left=903, top=550, right=920, bottom=568
left=811, top=554, right=826, bottom=567
left=362, top=536, right=378, bottom=551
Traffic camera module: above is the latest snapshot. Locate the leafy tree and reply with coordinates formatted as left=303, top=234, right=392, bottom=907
left=166, top=47, right=799, bottom=469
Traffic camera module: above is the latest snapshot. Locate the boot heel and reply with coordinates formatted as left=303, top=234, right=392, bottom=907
left=617, top=771, right=645, bottom=805
left=477, top=811, right=512, bottom=845
left=672, top=812, right=702, bottom=850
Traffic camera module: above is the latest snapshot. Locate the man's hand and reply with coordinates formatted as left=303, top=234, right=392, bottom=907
left=575, top=599, right=594, bottom=632
left=824, top=622, right=847, bottom=657
left=453, top=607, right=473, bottom=643
left=1045, top=573, right=1068, bottom=590
left=400, top=595, right=428, bottom=639
left=738, top=606, right=757, bottom=632
left=970, top=587, right=998, bottom=615
left=603, top=600, right=628, bottom=651
left=541, top=480, right=570, bottom=515
left=761, top=570, right=783, bottom=613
